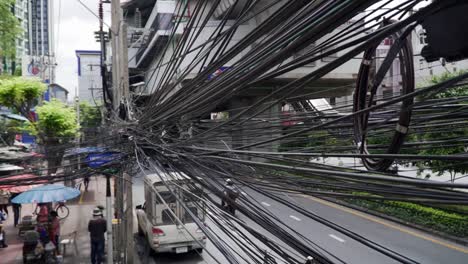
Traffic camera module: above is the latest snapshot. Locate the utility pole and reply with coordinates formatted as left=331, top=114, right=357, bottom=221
left=111, top=0, right=133, bottom=263
left=119, top=17, right=134, bottom=264
left=124, top=172, right=133, bottom=263
left=110, top=0, right=121, bottom=261
left=96, top=0, right=110, bottom=114
left=105, top=173, right=114, bottom=264
left=111, top=0, right=121, bottom=112
left=75, top=95, right=81, bottom=170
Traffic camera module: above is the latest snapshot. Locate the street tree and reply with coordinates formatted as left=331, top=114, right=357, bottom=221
left=415, top=71, right=468, bottom=182
left=0, top=77, right=45, bottom=119
left=0, top=118, right=22, bottom=145
left=0, top=77, right=79, bottom=173
left=28, top=99, right=79, bottom=173
left=79, top=101, right=101, bottom=129
left=0, top=0, right=22, bottom=74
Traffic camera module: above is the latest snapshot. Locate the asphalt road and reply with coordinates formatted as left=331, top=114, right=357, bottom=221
left=132, top=176, right=468, bottom=264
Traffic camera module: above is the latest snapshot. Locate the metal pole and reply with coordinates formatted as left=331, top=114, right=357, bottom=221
left=111, top=0, right=121, bottom=111
left=106, top=174, right=114, bottom=264
left=75, top=96, right=80, bottom=187
left=124, top=172, right=133, bottom=263
left=110, top=1, right=122, bottom=262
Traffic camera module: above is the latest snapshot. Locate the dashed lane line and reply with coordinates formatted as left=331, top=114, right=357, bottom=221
left=305, top=196, right=468, bottom=254
left=289, top=215, right=302, bottom=221
left=329, top=234, right=346, bottom=243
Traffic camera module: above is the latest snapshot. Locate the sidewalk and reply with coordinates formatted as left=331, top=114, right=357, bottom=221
left=1, top=176, right=106, bottom=264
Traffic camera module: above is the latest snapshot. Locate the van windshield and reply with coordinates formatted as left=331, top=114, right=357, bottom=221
left=157, top=191, right=176, bottom=204
left=152, top=184, right=205, bottom=225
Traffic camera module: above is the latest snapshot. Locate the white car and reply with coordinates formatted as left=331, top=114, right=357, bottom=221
left=136, top=171, right=206, bottom=254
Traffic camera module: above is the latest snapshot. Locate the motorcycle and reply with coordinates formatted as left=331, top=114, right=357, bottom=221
left=222, top=191, right=237, bottom=216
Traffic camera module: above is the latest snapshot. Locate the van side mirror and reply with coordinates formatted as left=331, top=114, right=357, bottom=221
left=136, top=205, right=142, bottom=210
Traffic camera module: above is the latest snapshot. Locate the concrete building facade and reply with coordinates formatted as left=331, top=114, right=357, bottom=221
left=121, top=0, right=367, bottom=156
left=76, top=50, right=103, bottom=105
left=121, top=0, right=468, bottom=156
left=124, top=0, right=364, bottom=100
left=48, top=83, right=69, bottom=103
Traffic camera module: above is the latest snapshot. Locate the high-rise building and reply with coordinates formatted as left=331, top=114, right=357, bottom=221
left=1, top=0, right=30, bottom=74
left=29, top=0, right=53, bottom=57
left=2, top=0, right=54, bottom=77
left=14, top=0, right=30, bottom=62
left=14, top=0, right=56, bottom=83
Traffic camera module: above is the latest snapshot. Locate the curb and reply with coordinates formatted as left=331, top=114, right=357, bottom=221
left=318, top=196, right=468, bottom=247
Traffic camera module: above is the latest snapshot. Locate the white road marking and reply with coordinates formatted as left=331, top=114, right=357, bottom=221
left=329, top=234, right=345, bottom=243
left=289, top=215, right=302, bottom=221
left=261, top=202, right=271, bottom=207
left=207, top=211, right=218, bottom=220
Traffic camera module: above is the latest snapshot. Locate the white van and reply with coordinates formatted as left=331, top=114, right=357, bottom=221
left=136, top=171, right=206, bottom=254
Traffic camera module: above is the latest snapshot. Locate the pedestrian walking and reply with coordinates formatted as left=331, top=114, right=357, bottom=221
left=10, top=194, right=21, bottom=227
left=84, top=175, right=90, bottom=192
left=88, top=207, right=107, bottom=264
left=0, top=190, right=10, bottom=215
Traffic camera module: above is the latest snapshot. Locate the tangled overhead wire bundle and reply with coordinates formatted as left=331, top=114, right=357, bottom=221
left=117, top=0, right=468, bottom=263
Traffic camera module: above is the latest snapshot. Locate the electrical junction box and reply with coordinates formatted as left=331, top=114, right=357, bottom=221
left=421, top=2, right=468, bottom=62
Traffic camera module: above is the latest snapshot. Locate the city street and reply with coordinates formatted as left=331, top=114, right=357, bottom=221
left=132, top=176, right=468, bottom=263
left=2, top=0, right=468, bottom=263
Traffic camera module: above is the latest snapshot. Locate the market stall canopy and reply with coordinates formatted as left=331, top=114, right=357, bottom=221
left=64, top=146, right=107, bottom=157
left=11, top=184, right=80, bottom=204
left=0, top=174, right=44, bottom=193
left=0, top=163, right=24, bottom=172
left=0, top=147, right=35, bottom=162
left=30, top=152, right=45, bottom=158
left=0, top=113, right=28, bottom=122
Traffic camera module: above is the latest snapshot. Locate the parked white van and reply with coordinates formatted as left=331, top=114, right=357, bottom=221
left=136, top=171, right=206, bottom=254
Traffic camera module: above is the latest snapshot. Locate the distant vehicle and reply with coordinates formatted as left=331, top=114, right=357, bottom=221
left=136, top=170, right=206, bottom=254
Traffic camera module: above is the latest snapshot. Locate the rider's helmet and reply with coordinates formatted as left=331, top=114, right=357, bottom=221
left=226, top=179, right=233, bottom=186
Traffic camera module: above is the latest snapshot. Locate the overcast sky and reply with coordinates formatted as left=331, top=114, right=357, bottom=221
left=54, top=0, right=111, bottom=99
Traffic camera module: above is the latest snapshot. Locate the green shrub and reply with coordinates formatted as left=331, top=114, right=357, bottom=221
left=348, top=197, right=468, bottom=238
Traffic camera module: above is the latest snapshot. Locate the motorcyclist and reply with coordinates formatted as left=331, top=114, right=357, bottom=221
left=222, top=179, right=239, bottom=215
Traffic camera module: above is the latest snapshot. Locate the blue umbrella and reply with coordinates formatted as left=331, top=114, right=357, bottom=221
left=11, top=184, right=81, bottom=204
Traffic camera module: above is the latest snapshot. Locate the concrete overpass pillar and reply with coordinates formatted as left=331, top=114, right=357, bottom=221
left=228, top=97, right=280, bottom=162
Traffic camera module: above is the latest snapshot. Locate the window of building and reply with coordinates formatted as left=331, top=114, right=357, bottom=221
left=294, top=43, right=316, bottom=67
left=419, top=58, right=424, bottom=70
left=418, top=30, right=427, bottom=45
left=321, top=46, right=338, bottom=62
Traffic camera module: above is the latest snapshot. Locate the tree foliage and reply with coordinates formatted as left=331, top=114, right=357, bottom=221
left=79, top=101, right=101, bottom=128
left=30, top=99, right=79, bottom=140
left=415, top=70, right=468, bottom=181
left=28, top=99, right=79, bottom=173
left=0, top=78, right=79, bottom=173
left=0, top=0, right=22, bottom=60
left=0, top=77, right=46, bottom=119
left=0, top=118, right=22, bottom=145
